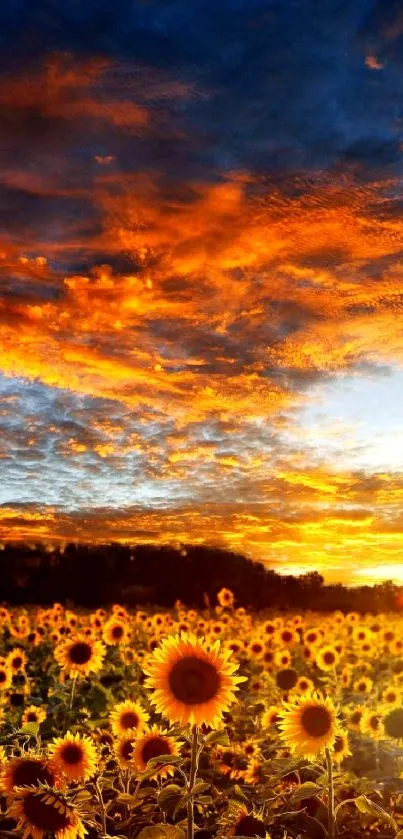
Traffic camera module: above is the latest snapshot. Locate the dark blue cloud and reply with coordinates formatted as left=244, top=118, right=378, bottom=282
left=0, top=0, right=402, bottom=184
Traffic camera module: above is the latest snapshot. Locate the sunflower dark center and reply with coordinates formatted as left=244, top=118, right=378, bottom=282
left=142, top=736, right=171, bottom=763
left=26, top=712, right=38, bottom=722
left=13, top=759, right=54, bottom=788
left=235, top=815, right=266, bottom=838
left=121, top=739, right=135, bottom=760
left=0, top=671, right=6, bottom=683
left=23, top=792, right=70, bottom=832
left=10, top=693, right=24, bottom=707
left=301, top=705, right=332, bottom=738
left=120, top=711, right=139, bottom=729
left=169, top=656, right=220, bottom=704
left=69, top=642, right=92, bottom=664
left=12, top=657, right=23, bottom=669
left=282, top=631, right=293, bottom=643
left=351, top=712, right=361, bottom=724
left=112, top=626, right=124, bottom=639
left=61, top=744, right=83, bottom=764
left=358, top=682, right=366, bottom=691
left=323, top=652, right=335, bottom=665
left=276, top=669, right=298, bottom=691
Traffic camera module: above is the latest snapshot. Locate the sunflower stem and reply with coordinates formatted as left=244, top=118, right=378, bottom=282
left=95, top=776, right=107, bottom=837
left=69, top=675, right=77, bottom=711
left=187, top=724, right=199, bottom=839
left=325, top=746, right=335, bottom=839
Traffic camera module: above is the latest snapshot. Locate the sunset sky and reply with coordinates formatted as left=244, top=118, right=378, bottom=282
left=1, top=0, right=403, bottom=584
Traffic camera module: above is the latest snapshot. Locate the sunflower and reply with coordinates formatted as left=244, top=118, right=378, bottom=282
left=261, top=705, right=281, bottom=729
left=7, top=787, right=86, bottom=839
left=21, top=706, right=47, bottom=727
left=352, top=626, right=370, bottom=644
left=347, top=707, right=364, bottom=732
left=274, top=649, right=292, bottom=669
left=340, top=667, right=353, bottom=689
left=361, top=709, right=385, bottom=740
left=54, top=635, right=106, bottom=678
left=102, top=618, right=131, bottom=646
left=382, top=687, right=400, bottom=707
left=143, top=632, right=245, bottom=727
left=275, top=668, right=298, bottom=692
left=114, top=731, right=137, bottom=769
left=243, top=739, right=261, bottom=760
left=276, top=627, right=299, bottom=647
left=131, top=726, right=180, bottom=779
left=304, top=629, right=322, bottom=647
left=353, top=676, right=373, bottom=695
left=1, top=755, right=60, bottom=795
left=244, top=759, right=266, bottom=785
left=224, top=803, right=266, bottom=838
left=216, top=746, right=248, bottom=781
left=331, top=731, right=351, bottom=764
left=26, top=631, right=41, bottom=648
left=109, top=699, right=149, bottom=737
left=248, top=639, right=265, bottom=658
left=262, top=650, right=275, bottom=670
left=226, top=639, right=243, bottom=656
left=217, top=588, right=234, bottom=608
left=0, top=664, right=12, bottom=692
left=48, top=732, right=98, bottom=782
left=263, top=620, right=276, bottom=638
left=315, top=646, right=340, bottom=672
left=277, top=692, right=339, bottom=758
left=7, top=648, right=27, bottom=673
left=296, top=676, right=314, bottom=695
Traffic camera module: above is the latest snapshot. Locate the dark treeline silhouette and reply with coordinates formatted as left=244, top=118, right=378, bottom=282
left=0, top=542, right=402, bottom=613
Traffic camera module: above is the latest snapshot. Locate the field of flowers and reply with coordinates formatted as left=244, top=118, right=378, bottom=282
left=2, top=588, right=403, bottom=839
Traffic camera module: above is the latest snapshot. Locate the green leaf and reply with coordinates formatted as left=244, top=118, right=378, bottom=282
left=157, top=784, right=183, bottom=815
left=354, top=795, right=397, bottom=830
left=147, top=754, right=183, bottom=768
left=116, top=793, right=139, bottom=806
left=289, top=781, right=322, bottom=803
left=232, top=784, right=249, bottom=803
left=204, top=729, right=230, bottom=747
left=19, top=722, right=39, bottom=737
left=191, top=781, right=210, bottom=795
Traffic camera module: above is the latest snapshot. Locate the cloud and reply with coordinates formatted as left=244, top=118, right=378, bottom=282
left=0, top=4, right=402, bottom=582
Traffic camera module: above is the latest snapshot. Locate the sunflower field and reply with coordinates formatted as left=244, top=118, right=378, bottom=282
left=2, top=591, right=403, bottom=839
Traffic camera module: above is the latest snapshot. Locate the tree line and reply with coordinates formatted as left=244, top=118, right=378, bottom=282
left=0, top=541, right=401, bottom=613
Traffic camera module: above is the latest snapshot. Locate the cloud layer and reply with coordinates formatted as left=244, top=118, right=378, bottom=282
left=1, top=1, right=403, bottom=583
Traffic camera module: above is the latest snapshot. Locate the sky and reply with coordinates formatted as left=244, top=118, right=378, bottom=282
left=1, top=0, right=403, bottom=585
